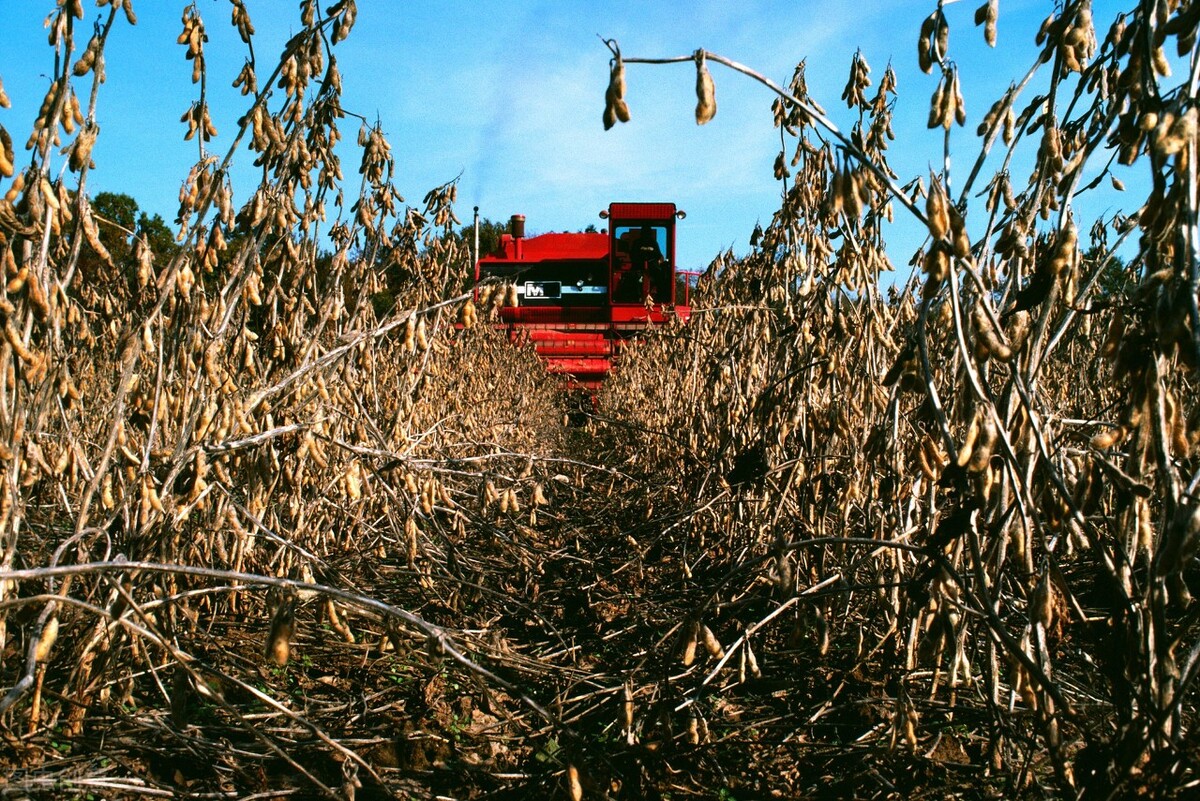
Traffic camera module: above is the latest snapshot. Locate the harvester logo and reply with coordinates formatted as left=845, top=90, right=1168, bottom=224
left=524, top=281, right=561, bottom=299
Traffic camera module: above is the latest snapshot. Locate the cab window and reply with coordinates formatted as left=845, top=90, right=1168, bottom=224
left=612, top=224, right=671, bottom=303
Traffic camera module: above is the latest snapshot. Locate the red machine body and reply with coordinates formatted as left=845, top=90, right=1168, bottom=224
left=476, top=202, right=691, bottom=389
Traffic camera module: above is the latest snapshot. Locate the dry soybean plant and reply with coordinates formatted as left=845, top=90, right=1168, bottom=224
left=0, top=1, right=580, bottom=798
left=0, top=0, right=1198, bottom=799
left=594, top=0, right=1199, bottom=797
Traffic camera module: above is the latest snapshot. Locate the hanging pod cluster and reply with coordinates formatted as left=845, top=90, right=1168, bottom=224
left=600, top=44, right=717, bottom=129
left=841, top=51, right=871, bottom=109
left=974, top=0, right=999, bottom=47
left=603, top=51, right=630, bottom=130
left=1054, top=2, right=1097, bottom=74
left=920, top=173, right=968, bottom=296
left=917, top=9, right=950, bottom=73
left=928, top=65, right=966, bottom=130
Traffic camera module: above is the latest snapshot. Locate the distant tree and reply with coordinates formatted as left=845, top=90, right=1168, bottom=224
left=72, top=192, right=181, bottom=298
left=89, top=191, right=179, bottom=264
left=1087, top=246, right=1133, bottom=299
left=456, top=218, right=508, bottom=261
left=453, top=219, right=603, bottom=262
left=137, top=211, right=178, bottom=261
left=90, top=191, right=139, bottom=262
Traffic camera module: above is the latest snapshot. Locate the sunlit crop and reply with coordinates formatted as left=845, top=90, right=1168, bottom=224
left=0, top=1, right=1197, bottom=798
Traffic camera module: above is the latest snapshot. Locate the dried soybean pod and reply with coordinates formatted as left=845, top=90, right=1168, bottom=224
left=1031, top=577, right=1054, bottom=628
left=1091, top=425, right=1126, bottom=450
left=976, top=0, right=998, bottom=47
left=402, top=314, right=415, bottom=353
left=265, top=596, right=296, bottom=666
left=928, top=75, right=948, bottom=128
left=603, top=96, right=617, bottom=130
left=458, top=299, right=476, bottom=328
left=973, top=303, right=1012, bottom=361
left=967, top=412, right=998, bottom=473
left=681, top=619, right=700, bottom=666
left=952, top=68, right=966, bottom=126
left=695, top=50, right=717, bottom=125
left=567, top=765, right=583, bottom=801
left=414, top=316, right=429, bottom=350
left=613, top=94, right=631, bottom=124
left=925, top=174, right=951, bottom=240
left=0, top=125, right=14, bottom=178
left=603, top=52, right=630, bottom=130
left=610, top=56, right=626, bottom=98
left=918, top=14, right=937, bottom=73
left=957, top=412, right=981, bottom=467
left=701, top=623, right=725, bottom=659
left=622, top=681, right=634, bottom=738
left=949, top=204, right=971, bottom=259
left=35, top=615, right=59, bottom=661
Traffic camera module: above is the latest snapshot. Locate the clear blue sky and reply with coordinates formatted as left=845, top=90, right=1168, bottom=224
left=0, top=1, right=1140, bottom=272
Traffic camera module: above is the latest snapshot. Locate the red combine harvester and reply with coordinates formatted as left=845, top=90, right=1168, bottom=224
left=474, top=202, right=691, bottom=389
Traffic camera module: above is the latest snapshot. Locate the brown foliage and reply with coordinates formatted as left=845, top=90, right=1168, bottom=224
left=0, top=1, right=1198, bottom=799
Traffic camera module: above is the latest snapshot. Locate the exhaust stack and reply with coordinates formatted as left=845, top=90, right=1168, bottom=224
left=473, top=205, right=480, bottom=282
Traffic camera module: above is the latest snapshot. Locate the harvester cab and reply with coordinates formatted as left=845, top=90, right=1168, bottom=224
left=606, top=203, right=678, bottom=308
left=473, top=202, right=689, bottom=389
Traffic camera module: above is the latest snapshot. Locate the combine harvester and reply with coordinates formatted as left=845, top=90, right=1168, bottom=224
left=473, top=202, right=692, bottom=389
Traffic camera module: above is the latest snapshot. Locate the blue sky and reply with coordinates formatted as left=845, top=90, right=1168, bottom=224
left=0, top=1, right=1142, bottom=272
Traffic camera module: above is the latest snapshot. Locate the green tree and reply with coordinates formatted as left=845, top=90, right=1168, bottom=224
left=1087, top=246, right=1132, bottom=298
left=454, top=219, right=602, bottom=261
left=89, top=191, right=179, bottom=264
left=90, top=191, right=139, bottom=262
left=456, top=217, right=509, bottom=262
left=136, top=211, right=177, bottom=261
